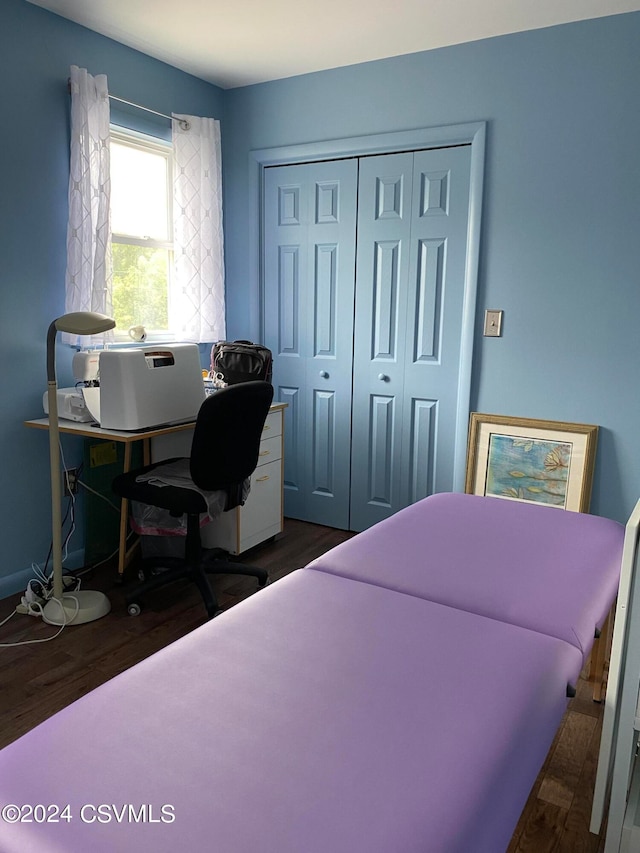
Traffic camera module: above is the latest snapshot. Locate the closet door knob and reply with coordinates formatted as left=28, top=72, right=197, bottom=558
left=378, top=373, right=389, bottom=381
left=319, top=370, right=329, bottom=378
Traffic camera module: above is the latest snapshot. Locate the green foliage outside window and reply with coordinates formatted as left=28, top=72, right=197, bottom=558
left=112, top=243, right=169, bottom=333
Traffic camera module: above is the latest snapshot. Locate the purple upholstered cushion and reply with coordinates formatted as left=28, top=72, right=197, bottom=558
left=307, top=493, right=624, bottom=660
left=0, top=569, right=581, bottom=853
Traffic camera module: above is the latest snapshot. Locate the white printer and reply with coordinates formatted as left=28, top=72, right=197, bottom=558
left=93, top=344, right=206, bottom=431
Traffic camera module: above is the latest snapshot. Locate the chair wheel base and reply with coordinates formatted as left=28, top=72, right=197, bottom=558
left=128, top=602, right=142, bottom=616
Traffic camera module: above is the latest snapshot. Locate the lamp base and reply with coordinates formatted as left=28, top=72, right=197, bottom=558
left=42, top=590, right=111, bottom=626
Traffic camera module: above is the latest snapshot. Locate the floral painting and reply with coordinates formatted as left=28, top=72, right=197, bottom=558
left=485, top=434, right=572, bottom=507
left=465, top=414, right=599, bottom=513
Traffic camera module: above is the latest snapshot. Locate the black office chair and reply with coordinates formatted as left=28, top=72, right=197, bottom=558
left=112, top=380, right=274, bottom=619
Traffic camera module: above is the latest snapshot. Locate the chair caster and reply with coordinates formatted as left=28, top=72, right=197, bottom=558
left=127, top=602, right=142, bottom=616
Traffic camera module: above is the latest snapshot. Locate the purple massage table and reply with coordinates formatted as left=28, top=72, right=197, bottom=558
left=308, top=493, right=624, bottom=668
left=0, top=494, right=625, bottom=853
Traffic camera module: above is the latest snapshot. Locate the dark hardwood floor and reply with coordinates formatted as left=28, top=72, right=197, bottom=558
left=0, top=519, right=608, bottom=851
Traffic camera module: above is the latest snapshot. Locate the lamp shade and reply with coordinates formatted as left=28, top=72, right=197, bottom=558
left=54, top=311, right=116, bottom=336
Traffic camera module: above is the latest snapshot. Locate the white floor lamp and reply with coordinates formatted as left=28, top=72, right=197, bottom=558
left=42, top=311, right=115, bottom=627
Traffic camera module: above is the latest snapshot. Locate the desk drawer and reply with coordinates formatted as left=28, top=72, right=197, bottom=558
left=257, top=435, right=282, bottom=467
left=238, top=459, right=283, bottom=551
left=261, top=410, right=282, bottom=440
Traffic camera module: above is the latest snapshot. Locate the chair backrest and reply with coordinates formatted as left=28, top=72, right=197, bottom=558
left=189, top=381, right=274, bottom=496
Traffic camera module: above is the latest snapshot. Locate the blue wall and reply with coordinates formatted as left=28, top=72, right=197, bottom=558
left=0, top=0, right=223, bottom=596
left=222, top=12, right=640, bottom=527
left=1, top=0, right=639, bottom=596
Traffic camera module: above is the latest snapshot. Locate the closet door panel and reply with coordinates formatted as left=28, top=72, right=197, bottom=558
left=267, top=228, right=305, bottom=502
left=407, top=397, right=438, bottom=503
left=350, top=152, right=414, bottom=531
left=400, top=146, right=472, bottom=501
left=264, top=159, right=358, bottom=528
left=351, top=147, right=472, bottom=531
left=280, top=385, right=301, bottom=505
left=367, top=394, right=396, bottom=507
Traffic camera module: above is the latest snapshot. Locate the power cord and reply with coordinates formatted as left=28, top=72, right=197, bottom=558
left=0, top=592, right=80, bottom=647
left=0, top=614, right=66, bottom=647
left=14, top=572, right=80, bottom=615
left=1, top=444, right=104, bottom=647
left=77, top=478, right=120, bottom=513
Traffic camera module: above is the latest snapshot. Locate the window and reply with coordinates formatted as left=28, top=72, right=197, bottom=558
left=110, top=128, right=173, bottom=338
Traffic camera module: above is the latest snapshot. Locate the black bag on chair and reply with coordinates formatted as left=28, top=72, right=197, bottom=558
left=210, top=340, right=273, bottom=386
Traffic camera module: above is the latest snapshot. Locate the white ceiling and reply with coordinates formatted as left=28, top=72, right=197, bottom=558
left=27, top=0, right=640, bottom=89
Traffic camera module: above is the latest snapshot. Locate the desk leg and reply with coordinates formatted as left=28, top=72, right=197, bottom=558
left=117, top=442, right=133, bottom=578
left=117, top=438, right=150, bottom=578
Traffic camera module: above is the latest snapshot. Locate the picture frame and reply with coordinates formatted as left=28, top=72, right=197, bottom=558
left=465, top=413, right=599, bottom=513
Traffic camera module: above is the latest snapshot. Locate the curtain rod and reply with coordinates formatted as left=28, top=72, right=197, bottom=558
left=66, top=79, right=191, bottom=130
left=109, top=95, right=191, bottom=131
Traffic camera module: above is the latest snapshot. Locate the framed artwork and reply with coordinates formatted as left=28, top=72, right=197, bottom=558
left=465, top=413, right=598, bottom=513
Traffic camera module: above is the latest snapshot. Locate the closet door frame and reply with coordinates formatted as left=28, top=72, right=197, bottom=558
left=250, top=121, right=486, bottom=493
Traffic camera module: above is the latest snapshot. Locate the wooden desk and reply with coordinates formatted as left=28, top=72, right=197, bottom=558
left=24, top=417, right=196, bottom=578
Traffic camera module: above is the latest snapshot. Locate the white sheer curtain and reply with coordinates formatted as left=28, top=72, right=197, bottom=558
left=171, top=114, right=226, bottom=343
left=63, top=65, right=113, bottom=345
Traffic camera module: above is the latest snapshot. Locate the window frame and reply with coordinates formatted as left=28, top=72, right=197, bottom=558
left=109, top=125, right=175, bottom=341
